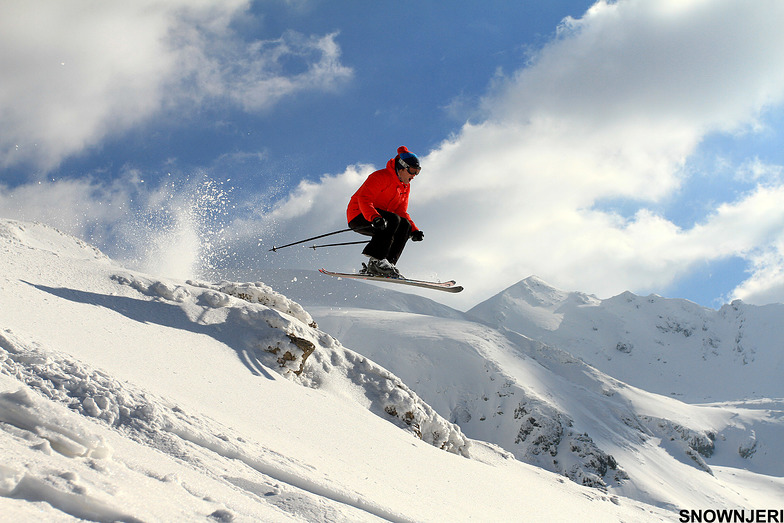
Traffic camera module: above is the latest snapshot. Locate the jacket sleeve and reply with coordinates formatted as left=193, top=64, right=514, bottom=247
left=394, top=192, right=418, bottom=232
left=356, top=172, right=386, bottom=222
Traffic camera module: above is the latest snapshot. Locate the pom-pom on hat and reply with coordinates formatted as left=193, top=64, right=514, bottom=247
left=396, top=145, right=420, bottom=171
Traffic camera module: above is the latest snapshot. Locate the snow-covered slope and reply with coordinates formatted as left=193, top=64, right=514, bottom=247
left=1, top=219, right=672, bottom=522
left=468, top=276, right=784, bottom=402
left=312, top=305, right=784, bottom=509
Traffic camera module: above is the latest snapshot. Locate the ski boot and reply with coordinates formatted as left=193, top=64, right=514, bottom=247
left=360, top=258, right=404, bottom=279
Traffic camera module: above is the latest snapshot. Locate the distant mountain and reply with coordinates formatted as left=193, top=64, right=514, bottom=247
left=468, top=276, right=784, bottom=402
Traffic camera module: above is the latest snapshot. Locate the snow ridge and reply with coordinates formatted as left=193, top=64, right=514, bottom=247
left=111, top=273, right=470, bottom=455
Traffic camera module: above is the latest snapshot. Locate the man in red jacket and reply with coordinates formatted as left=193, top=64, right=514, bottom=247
left=346, top=146, right=425, bottom=278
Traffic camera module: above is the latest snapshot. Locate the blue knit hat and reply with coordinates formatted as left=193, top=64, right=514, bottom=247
left=396, top=146, right=420, bottom=170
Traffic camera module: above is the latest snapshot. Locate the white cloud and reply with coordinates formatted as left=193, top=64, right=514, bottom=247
left=502, top=0, right=784, bottom=130
left=730, top=241, right=784, bottom=305
left=736, top=157, right=784, bottom=184
left=0, top=1, right=352, bottom=171
left=266, top=165, right=370, bottom=223
left=414, top=0, right=784, bottom=305
left=702, top=185, right=784, bottom=305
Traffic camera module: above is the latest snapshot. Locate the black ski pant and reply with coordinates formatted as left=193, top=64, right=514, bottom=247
left=348, top=210, right=412, bottom=265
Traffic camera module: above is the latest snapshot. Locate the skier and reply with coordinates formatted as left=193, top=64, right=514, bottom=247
left=346, top=146, right=424, bottom=278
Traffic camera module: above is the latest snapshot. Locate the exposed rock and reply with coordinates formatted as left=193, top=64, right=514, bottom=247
left=513, top=401, right=628, bottom=489
left=264, top=334, right=315, bottom=376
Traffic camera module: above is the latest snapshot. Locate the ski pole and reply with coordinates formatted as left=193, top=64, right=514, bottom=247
left=269, top=228, right=352, bottom=252
left=268, top=225, right=372, bottom=252
left=309, top=240, right=369, bottom=250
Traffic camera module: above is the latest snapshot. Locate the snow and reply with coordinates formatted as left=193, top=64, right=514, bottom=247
left=1, top=219, right=781, bottom=521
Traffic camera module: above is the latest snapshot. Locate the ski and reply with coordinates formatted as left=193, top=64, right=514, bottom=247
left=319, top=269, right=463, bottom=293
left=320, top=269, right=459, bottom=288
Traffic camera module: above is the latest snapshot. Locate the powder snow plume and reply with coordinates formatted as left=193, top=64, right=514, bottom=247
left=123, top=174, right=236, bottom=280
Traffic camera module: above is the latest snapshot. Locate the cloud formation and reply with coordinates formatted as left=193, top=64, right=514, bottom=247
left=0, top=0, right=352, bottom=172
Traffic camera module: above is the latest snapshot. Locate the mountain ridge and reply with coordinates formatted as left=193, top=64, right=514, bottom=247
left=468, top=275, right=784, bottom=402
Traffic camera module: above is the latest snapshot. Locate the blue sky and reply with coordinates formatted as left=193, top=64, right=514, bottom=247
left=2, top=0, right=784, bottom=310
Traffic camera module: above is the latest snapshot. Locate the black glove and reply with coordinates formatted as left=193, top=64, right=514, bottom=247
left=411, top=230, right=424, bottom=242
left=372, top=216, right=387, bottom=231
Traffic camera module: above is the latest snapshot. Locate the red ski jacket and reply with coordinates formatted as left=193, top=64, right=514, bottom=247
left=346, top=157, right=419, bottom=231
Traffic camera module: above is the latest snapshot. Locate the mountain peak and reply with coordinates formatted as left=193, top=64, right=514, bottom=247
left=477, top=275, right=599, bottom=313
left=514, top=276, right=570, bottom=307
left=467, top=276, right=576, bottom=331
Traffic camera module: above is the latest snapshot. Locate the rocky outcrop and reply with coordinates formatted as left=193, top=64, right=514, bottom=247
left=514, top=401, right=628, bottom=489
